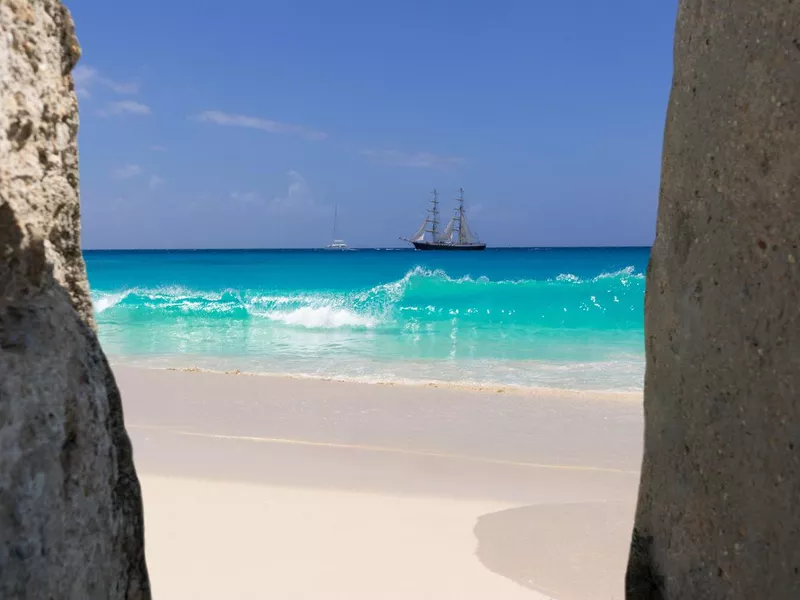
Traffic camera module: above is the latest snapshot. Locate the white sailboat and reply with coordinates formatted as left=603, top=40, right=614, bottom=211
left=325, top=204, right=350, bottom=250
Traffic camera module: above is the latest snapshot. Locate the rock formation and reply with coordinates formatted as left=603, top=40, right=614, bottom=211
left=0, top=1, right=150, bottom=597
left=627, top=1, right=800, bottom=598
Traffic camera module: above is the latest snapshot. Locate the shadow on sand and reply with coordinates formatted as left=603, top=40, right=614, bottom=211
left=474, top=501, right=635, bottom=600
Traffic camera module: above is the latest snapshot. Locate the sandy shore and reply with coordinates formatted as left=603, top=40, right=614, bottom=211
left=117, top=366, right=643, bottom=599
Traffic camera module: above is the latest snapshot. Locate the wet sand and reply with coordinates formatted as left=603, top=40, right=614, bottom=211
left=117, top=366, right=642, bottom=599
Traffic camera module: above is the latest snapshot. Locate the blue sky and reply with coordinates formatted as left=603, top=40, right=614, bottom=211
left=68, top=0, right=678, bottom=249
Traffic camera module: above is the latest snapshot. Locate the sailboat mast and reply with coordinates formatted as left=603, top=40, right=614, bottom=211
left=427, top=189, right=440, bottom=240
left=456, top=188, right=465, bottom=244
left=333, top=204, right=338, bottom=236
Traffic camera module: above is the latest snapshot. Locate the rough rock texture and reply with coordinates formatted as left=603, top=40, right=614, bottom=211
left=0, top=1, right=150, bottom=598
left=627, top=1, right=800, bottom=598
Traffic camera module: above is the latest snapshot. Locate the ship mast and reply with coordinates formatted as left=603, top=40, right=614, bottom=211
left=455, top=188, right=465, bottom=244
left=426, top=189, right=440, bottom=241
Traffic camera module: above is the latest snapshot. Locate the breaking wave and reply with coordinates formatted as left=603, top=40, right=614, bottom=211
left=91, top=265, right=645, bottom=331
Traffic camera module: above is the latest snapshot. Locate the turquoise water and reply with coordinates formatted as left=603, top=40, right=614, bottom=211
left=85, top=248, right=648, bottom=392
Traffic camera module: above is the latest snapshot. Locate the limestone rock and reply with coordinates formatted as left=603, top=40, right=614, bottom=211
left=0, top=1, right=150, bottom=597
left=627, top=1, right=800, bottom=598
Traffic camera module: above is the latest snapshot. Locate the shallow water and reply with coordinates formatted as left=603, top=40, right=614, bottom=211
left=85, top=247, right=648, bottom=392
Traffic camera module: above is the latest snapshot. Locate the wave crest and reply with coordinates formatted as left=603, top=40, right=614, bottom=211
left=264, top=306, right=378, bottom=329
left=92, top=264, right=645, bottom=330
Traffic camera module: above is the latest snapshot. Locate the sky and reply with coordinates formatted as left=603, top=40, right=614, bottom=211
left=67, top=0, right=679, bottom=249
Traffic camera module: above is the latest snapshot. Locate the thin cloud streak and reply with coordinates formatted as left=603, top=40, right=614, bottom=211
left=195, top=110, right=328, bottom=141
left=73, top=65, right=139, bottom=98
left=361, top=149, right=463, bottom=169
left=72, top=65, right=97, bottom=98
left=99, top=100, right=151, bottom=117
left=230, top=191, right=261, bottom=204
left=111, top=164, right=142, bottom=179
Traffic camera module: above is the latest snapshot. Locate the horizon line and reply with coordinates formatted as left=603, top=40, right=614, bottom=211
left=82, top=245, right=653, bottom=251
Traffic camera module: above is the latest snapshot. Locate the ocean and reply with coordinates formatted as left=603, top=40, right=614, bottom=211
left=85, top=247, right=648, bottom=393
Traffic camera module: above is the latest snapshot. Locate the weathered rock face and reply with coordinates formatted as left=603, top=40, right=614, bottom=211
left=0, top=1, right=150, bottom=598
left=627, top=1, right=800, bottom=598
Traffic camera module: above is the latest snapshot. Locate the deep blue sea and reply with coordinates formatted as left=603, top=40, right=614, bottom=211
left=84, top=248, right=648, bottom=393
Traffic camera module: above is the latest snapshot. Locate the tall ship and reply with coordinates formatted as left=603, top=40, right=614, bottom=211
left=402, top=188, right=486, bottom=251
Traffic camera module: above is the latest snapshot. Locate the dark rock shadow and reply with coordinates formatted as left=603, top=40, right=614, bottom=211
left=474, top=502, right=634, bottom=600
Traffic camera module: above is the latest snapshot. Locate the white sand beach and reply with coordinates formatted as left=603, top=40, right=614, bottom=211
left=117, top=366, right=643, bottom=599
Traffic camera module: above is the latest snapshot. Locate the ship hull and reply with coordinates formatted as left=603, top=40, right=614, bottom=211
left=411, top=241, right=486, bottom=251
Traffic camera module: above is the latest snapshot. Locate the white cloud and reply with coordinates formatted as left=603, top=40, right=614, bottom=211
left=73, top=65, right=139, bottom=98
left=106, top=81, right=139, bottom=94
left=111, top=164, right=142, bottom=179
left=361, top=149, right=463, bottom=169
left=231, top=171, right=323, bottom=215
left=150, top=145, right=168, bottom=152
left=269, top=170, right=319, bottom=212
left=100, top=100, right=151, bottom=117
left=196, top=111, right=327, bottom=141
left=149, top=175, right=165, bottom=190
left=230, top=191, right=261, bottom=204
left=73, top=65, right=97, bottom=98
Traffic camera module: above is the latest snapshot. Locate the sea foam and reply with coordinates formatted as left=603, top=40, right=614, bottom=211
left=91, top=264, right=645, bottom=331
left=86, top=249, right=649, bottom=392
